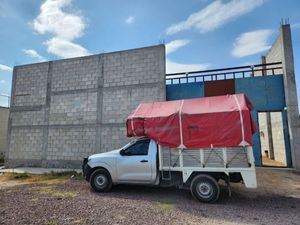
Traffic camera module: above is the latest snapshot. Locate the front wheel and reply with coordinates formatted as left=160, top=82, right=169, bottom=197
left=190, top=174, right=220, bottom=203
left=90, top=169, right=112, bottom=192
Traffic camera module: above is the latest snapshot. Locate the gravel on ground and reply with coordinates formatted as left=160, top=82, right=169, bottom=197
left=0, top=168, right=300, bottom=225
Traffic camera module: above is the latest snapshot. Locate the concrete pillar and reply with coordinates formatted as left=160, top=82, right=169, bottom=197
left=280, top=25, right=300, bottom=170
left=261, top=56, right=275, bottom=160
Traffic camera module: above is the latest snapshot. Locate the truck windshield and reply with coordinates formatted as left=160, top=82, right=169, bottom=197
left=122, top=140, right=136, bottom=149
left=121, top=138, right=149, bottom=150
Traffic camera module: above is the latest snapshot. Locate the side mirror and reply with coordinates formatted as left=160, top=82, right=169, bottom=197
left=120, top=149, right=125, bottom=156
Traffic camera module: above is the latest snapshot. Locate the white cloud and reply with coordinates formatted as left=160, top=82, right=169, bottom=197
left=166, top=59, right=210, bottom=74
left=232, top=29, right=273, bottom=58
left=165, top=39, right=210, bottom=73
left=45, top=37, right=89, bottom=58
left=166, top=0, right=265, bottom=35
left=32, top=0, right=89, bottom=58
left=0, top=80, right=6, bottom=84
left=166, top=39, right=190, bottom=55
left=0, top=64, right=12, bottom=72
left=23, top=49, right=46, bottom=62
left=0, top=93, right=10, bottom=107
left=0, top=93, right=10, bottom=97
left=291, top=22, right=300, bottom=29
left=33, top=0, right=84, bottom=40
left=125, top=16, right=135, bottom=24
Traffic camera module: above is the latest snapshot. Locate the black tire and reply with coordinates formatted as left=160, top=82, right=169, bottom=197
left=90, top=168, right=112, bottom=192
left=190, top=174, right=220, bottom=203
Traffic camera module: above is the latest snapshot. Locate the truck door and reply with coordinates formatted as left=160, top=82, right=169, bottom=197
left=117, top=139, right=152, bottom=183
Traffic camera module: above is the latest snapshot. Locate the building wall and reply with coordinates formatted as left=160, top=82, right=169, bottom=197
left=258, top=113, right=270, bottom=157
left=270, top=112, right=286, bottom=165
left=7, top=45, right=166, bottom=168
left=0, top=107, right=9, bottom=158
left=258, top=112, right=286, bottom=166
left=263, top=24, right=299, bottom=169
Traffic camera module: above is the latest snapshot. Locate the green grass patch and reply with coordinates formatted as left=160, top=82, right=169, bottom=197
left=38, top=171, right=83, bottom=181
left=34, top=186, right=80, bottom=198
left=12, top=172, right=31, bottom=179
left=153, top=200, right=175, bottom=211
left=2, top=171, right=83, bottom=184
left=27, top=171, right=83, bottom=183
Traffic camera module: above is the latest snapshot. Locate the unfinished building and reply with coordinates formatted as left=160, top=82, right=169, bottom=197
left=6, top=45, right=165, bottom=168
left=5, top=24, right=300, bottom=171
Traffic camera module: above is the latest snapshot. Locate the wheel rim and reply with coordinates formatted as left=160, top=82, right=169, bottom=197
left=94, top=174, right=108, bottom=189
left=196, top=182, right=213, bottom=199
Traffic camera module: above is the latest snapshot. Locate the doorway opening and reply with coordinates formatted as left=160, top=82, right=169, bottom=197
left=258, top=112, right=287, bottom=167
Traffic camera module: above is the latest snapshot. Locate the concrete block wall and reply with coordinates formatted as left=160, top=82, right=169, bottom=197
left=13, top=64, right=48, bottom=106
left=49, top=92, right=97, bottom=125
left=270, top=112, right=286, bottom=165
left=47, top=127, right=97, bottom=162
left=100, top=126, right=128, bottom=153
left=11, top=110, right=46, bottom=126
left=51, top=56, right=99, bottom=92
left=6, top=45, right=166, bottom=168
left=100, top=46, right=166, bottom=152
left=9, top=128, right=44, bottom=160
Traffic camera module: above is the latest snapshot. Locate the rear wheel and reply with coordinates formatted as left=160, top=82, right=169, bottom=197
left=190, top=174, right=220, bottom=203
left=90, top=169, right=112, bottom=192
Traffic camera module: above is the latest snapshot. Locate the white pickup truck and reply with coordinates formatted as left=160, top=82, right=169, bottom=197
left=83, top=137, right=257, bottom=203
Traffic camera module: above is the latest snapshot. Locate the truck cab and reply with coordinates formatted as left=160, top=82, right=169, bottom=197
left=83, top=138, right=158, bottom=189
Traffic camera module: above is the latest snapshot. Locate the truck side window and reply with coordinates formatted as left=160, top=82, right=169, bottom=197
left=124, top=140, right=150, bottom=156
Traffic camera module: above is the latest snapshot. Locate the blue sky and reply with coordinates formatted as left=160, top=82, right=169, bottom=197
left=0, top=0, right=300, bottom=107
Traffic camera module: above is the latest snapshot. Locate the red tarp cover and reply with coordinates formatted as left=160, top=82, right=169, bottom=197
left=126, top=94, right=256, bottom=149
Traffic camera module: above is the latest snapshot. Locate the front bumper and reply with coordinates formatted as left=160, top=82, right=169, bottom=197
left=82, top=157, right=93, bottom=181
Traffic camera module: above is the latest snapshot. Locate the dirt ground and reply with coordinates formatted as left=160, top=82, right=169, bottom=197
left=0, top=168, right=300, bottom=225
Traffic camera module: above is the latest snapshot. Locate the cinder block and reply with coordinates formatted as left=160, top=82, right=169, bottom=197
left=13, top=63, right=49, bottom=106
left=49, top=92, right=97, bottom=125
left=51, top=56, right=100, bottom=92
left=100, top=125, right=129, bottom=152
left=102, top=85, right=165, bottom=123
left=47, top=127, right=97, bottom=161
left=8, top=128, right=44, bottom=160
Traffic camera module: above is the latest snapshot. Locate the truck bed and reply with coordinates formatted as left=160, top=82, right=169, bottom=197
left=158, top=146, right=257, bottom=188
left=160, top=146, right=252, bottom=169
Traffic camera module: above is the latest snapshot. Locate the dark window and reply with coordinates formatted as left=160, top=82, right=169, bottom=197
left=204, top=79, right=235, bottom=97
left=124, top=140, right=150, bottom=156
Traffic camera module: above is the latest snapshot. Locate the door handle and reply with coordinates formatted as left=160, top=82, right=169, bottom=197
left=140, top=159, right=148, bottom=163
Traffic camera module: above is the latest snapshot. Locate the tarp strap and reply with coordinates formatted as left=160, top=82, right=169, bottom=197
left=203, top=148, right=226, bottom=167
left=233, top=95, right=246, bottom=147
left=177, top=100, right=186, bottom=149
left=184, top=152, right=203, bottom=167
left=226, top=147, right=250, bottom=167
left=172, top=148, right=185, bottom=167
left=131, top=104, right=142, bottom=136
